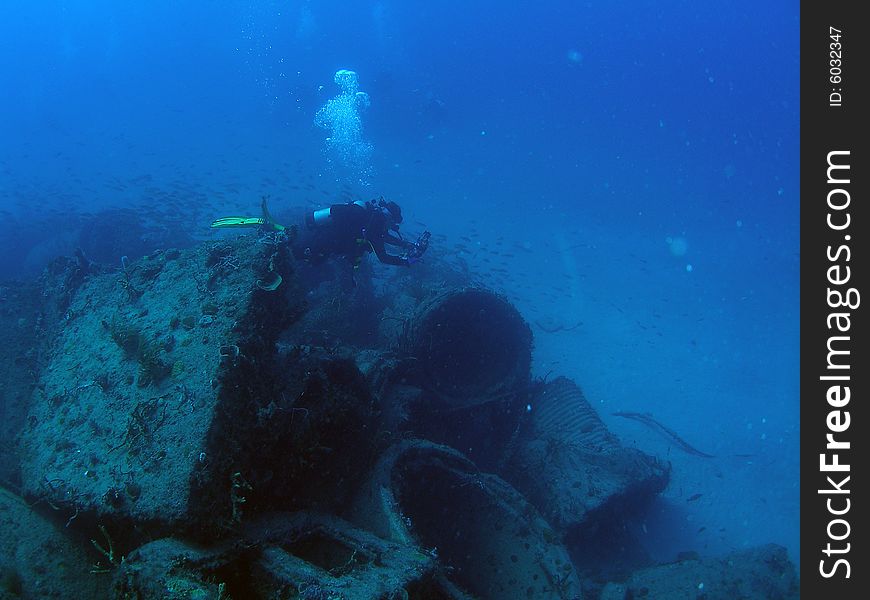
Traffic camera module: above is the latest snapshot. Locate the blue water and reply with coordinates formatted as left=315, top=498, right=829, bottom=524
left=0, top=0, right=799, bottom=567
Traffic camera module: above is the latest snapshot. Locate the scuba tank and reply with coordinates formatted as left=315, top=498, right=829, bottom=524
left=307, top=200, right=368, bottom=228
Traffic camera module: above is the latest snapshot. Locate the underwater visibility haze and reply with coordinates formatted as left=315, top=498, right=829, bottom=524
left=0, top=1, right=799, bottom=598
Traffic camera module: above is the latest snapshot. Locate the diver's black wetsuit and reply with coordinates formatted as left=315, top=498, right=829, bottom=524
left=293, top=201, right=415, bottom=267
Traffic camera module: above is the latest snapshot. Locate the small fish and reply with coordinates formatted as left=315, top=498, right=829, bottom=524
left=687, top=493, right=703, bottom=502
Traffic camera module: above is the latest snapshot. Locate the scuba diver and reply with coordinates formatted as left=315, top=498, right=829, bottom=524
left=212, top=197, right=430, bottom=269
left=296, top=198, right=429, bottom=267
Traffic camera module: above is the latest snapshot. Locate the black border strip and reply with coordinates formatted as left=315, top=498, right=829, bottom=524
left=801, top=2, right=866, bottom=595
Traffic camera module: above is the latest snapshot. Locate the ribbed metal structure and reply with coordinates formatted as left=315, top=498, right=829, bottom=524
left=532, top=376, right=616, bottom=449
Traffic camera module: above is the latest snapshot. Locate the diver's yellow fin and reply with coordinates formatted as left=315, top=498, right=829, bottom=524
left=210, top=216, right=286, bottom=232
left=211, top=216, right=267, bottom=229
left=212, top=198, right=286, bottom=232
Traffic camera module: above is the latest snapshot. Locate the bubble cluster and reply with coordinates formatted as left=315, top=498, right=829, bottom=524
left=315, top=69, right=373, bottom=183
left=334, top=68, right=359, bottom=94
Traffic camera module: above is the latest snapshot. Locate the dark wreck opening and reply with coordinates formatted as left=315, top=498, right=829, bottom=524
left=414, top=289, right=531, bottom=401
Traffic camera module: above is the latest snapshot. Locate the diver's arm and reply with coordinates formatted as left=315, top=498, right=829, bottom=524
left=384, top=231, right=415, bottom=250
left=371, top=238, right=410, bottom=266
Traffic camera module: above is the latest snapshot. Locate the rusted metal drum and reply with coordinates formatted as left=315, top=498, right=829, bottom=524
left=408, top=287, right=532, bottom=407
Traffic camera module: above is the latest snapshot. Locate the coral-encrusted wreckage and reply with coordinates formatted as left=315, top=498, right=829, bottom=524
left=0, top=234, right=798, bottom=599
